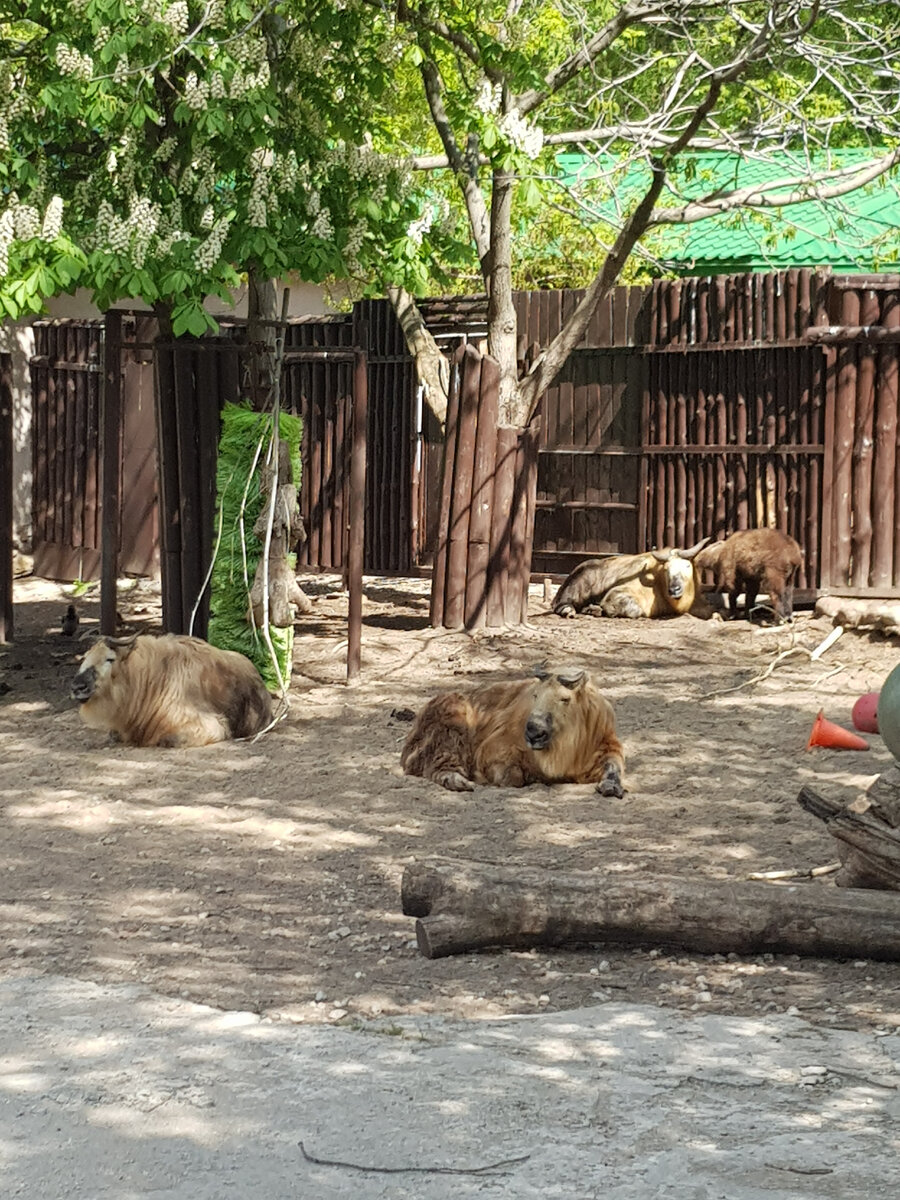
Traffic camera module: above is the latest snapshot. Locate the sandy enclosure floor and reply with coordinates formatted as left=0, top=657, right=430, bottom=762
left=2, top=572, right=900, bottom=1034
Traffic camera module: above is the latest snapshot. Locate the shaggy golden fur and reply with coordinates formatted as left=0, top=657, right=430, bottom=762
left=71, top=635, right=273, bottom=748
left=553, top=539, right=711, bottom=620
left=400, top=668, right=625, bottom=795
left=696, top=529, right=803, bottom=623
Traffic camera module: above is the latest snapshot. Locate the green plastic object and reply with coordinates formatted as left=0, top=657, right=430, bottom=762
left=877, top=664, right=900, bottom=761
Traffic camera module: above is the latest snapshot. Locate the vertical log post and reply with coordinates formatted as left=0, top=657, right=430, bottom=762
left=443, top=345, right=481, bottom=629
left=0, top=353, right=12, bottom=644
left=100, top=311, right=123, bottom=636
left=154, top=342, right=183, bottom=633
left=464, top=355, right=499, bottom=630
left=347, top=349, right=367, bottom=681
left=851, top=289, right=879, bottom=587
left=833, top=289, right=859, bottom=583
left=485, top=426, right=517, bottom=626
left=429, top=346, right=463, bottom=628
left=873, top=296, right=899, bottom=589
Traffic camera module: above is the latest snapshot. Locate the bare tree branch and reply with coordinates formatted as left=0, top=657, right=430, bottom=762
left=516, top=0, right=664, bottom=115
left=418, top=56, right=491, bottom=270
left=651, top=146, right=900, bottom=226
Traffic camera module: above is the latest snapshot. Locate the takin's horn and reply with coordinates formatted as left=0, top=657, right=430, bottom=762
left=679, top=536, right=712, bottom=561
left=650, top=548, right=672, bottom=563
left=103, top=633, right=139, bottom=649
left=556, top=668, right=587, bottom=689
left=530, top=662, right=550, bottom=680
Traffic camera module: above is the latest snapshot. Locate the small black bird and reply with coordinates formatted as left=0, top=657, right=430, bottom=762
left=61, top=604, right=79, bottom=637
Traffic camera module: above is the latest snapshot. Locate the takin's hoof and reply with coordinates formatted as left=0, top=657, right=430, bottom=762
left=596, top=772, right=624, bottom=799
left=554, top=604, right=576, bottom=619
left=438, top=771, right=475, bottom=792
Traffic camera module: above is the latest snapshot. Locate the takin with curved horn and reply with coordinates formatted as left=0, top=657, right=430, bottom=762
left=70, top=634, right=273, bottom=747
left=400, top=667, right=624, bottom=796
left=552, top=538, right=712, bottom=619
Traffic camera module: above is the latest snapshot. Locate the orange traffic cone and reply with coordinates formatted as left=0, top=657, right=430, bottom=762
left=807, top=710, right=869, bottom=751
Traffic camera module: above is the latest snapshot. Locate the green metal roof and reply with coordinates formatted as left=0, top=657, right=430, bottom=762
left=557, top=149, right=900, bottom=275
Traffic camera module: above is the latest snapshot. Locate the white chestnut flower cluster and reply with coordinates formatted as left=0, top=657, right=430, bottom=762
left=0, top=116, right=8, bottom=154
left=96, top=196, right=160, bottom=268
left=406, top=208, right=432, bottom=247
left=184, top=72, right=209, bottom=111
left=154, top=137, right=178, bottom=163
left=274, top=150, right=299, bottom=194
left=475, top=80, right=502, bottom=115
left=497, top=109, right=544, bottom=160
left=163, top=1, right=190, bottom=35
left=190, top=149, right=217, bottom=206
left=41, top=196, right=64, bottom=243
left=193, top=214, right=231, bottom=273
left=156, top=202, right=191, bottom=256
left=342, top=222, right=365, bottom=275
left=55, top=45, right=94, bottom=81
left=0, top=197, right=42, bottom=276
left=113, top=56, right=130, bottom=85
left=247, top=147, right=275, bottom=228
left=94, top=26, right=110, bottom=54
left=311, top=208, right=333, bottom=241
left=230, top=59, right=270, bottom=99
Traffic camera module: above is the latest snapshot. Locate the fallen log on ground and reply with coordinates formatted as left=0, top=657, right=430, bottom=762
left=798, top=779, right=900, bottom=891
left=815, top=596, right=900, bottom=636
left=401, top=858, right=900, bottom=961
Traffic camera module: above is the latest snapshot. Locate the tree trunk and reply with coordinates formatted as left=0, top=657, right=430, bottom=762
left=400, top=858, right=900, bottom=961
left=486, top=170, right=520, bottom=425
left=247, top=271, right=278, bottom=410
left=386, top=285, right=450, bottom=429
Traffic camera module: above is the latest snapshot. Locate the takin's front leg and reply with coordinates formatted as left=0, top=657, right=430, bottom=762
left=584, top=737, right=626, bottom=798
left=400, top=694, right=477, bottom=791
left=600, top=586, right=648, bottom=619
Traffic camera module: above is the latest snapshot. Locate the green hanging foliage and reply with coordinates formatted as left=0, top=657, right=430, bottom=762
left=208, top=401, right=303, bottom=692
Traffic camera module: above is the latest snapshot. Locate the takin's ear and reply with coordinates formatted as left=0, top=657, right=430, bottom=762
left=556, top=668, right=587, bottom=690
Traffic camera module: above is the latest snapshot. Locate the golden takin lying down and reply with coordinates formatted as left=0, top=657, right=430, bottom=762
left=71, top=634, right=273, bottom=747
left=400, top=666, right=624, bottom=796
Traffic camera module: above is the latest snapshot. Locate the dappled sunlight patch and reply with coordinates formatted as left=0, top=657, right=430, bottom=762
left=93, top=1105, right=229, bottom=1145
left=0, top=1066, right=46, bottom=1094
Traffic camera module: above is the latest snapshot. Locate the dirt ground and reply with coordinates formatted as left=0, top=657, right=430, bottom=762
left=2, top=571, right=900, bottom=1036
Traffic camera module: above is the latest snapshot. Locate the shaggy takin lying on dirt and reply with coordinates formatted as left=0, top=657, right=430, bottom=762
left=696, top=529, right=803, bottom=623
left=71, top=634, right=273, bottom=747
left=400, top=666, right=624, bottom=796
left=552, top=539, right=711, bottom=619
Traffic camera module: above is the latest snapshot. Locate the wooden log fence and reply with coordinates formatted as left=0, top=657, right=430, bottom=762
left=24, top=271, right=900, bottom=618
left=430, top=343, right=540, bottom=628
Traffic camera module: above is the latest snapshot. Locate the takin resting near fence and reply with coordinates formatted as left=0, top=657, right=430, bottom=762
left=695, top=529, right=803, bottom=623
left=70, top=634, right=273, bottom=747
left=400, top=666, right=625, bottom=796
left=552, top=538, right=712, bottom=620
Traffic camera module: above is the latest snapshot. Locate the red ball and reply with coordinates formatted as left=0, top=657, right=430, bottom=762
left=852, top=691, right=880, bottom=734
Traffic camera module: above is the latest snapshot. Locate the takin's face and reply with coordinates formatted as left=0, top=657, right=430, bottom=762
left=70, top=639, right=120, bottom=704
left=662, top=554, right=695, bottom=601
left=523, top=669, right=588, bottom=751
